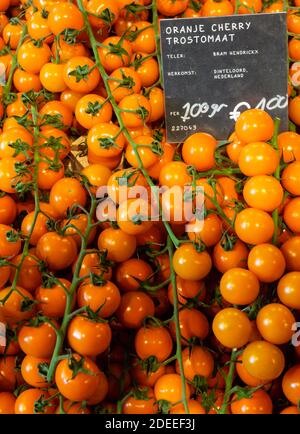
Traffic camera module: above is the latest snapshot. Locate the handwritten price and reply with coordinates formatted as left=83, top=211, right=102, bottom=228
left=181, top=94, right=288, bottom=123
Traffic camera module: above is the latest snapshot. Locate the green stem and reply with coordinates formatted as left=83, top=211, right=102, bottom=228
left=77, top=0, right=180, bottom=248
left=167, top=236, right=189, bottom=414
left=219, top=349, right=237, bottom=414
left=271, top=117, right=281, bottom=246
left=46, top=194, right=98, bottom=382
left=3, top=25, right=27, bottom=103
left=152, top=0, right=164, bottom=88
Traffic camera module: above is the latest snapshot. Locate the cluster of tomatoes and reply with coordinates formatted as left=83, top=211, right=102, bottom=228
left=0, top=0, right=300, bottom=416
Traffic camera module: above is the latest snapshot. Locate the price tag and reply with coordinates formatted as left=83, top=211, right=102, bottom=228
left=160, top=13, right=288, bottom=142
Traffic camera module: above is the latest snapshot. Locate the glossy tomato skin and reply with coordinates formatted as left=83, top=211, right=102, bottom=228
left=36, top=232, right=78, bottom=271
left=235, top=109, right=274, bottom=143
left=231, top=389, right=273, bottom=414
left=117, top=291, right=155, bottom=328
left=154, top=373, right=190, bottom=404
left=77, top=280, right=121, bottom=318
left=67, top=315, right=112, bottom=357
left=21, top=355, right=50, bottom=388
left=35, top=278, right=71, bottom=318
left=172, top=243, right=212, bottom=281
left=256, top=303, right=295, bottom=345
left=277, top=272, right=300, bottom=309
left=248, top=244, right=286, bottom=283
left=213, top=308, right=251, bottom=349
left=122, top=388, right=158, bottom=415
left=15, top=389, right=55, bottom=414
left=0, top=392, right=16, bottom=414
left=282, top=364, right=300, bottom=405
left=55, top=354, right=101, bottom=401
left=18, top=320, right=58, bottom=358
left=134, top=325, right=173, bottom=362
left=242, top=341, right=285, bottom=381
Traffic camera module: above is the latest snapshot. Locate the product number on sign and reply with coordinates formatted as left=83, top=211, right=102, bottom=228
left=181, top=94, right=288, bottom=123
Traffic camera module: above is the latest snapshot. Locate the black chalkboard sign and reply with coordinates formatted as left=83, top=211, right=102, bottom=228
left=160, top=13, right=288, bottom=143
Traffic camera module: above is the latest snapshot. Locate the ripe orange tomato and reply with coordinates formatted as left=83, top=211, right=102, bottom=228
left=37, top=161, right=65, bottom=190
left=75, top=94, right=113, bottom=129
left=51, top=36, right=88, bottom=62
left=213, top=239, right=249, bottom=273
left=170, top=400, right=206, bottom=415
left=156, top=0, right=189, bottom=16
left=283, top=197, right=300, bottom=233
left=242, top=340, right=285, bottom=381
left=188, top=214, right=222, bottom=247
left=48, top=2, right=84, bottom=35
left=85, top=0, right=119, bottom=29
left=119, top=93, right=151, bottom=128
left=63, top=56, right=100, bottom=93
left=98, top=227, right=136, bottom=262
left=256, top=303, right=295, bottom=345
left=0, top=127, right=33, bottom=160
left=282, top=365, right=300, bottom=405
left=21, top=354, right=50, bottom=388
left=182, top=132, right=217, bottom=171
left=39, top=62, right=67, bottom=93
left=87, top=122, right=125, bottom=158
left=15, top=389, right=55, bottom=414
left=0, top=224, right=21, bottom=258
left=202, top=0, right=234, bottom=15
left=0, top=286, right=35, bottom=324
left=168, top=276, right=206, bottom=305
left=173, top=243, right=212, bottom=281
left=125, top=135, right=158, bottom=169
left=0, top=195, right=17, bottom=225
left=220, top=268, right=260, bottom=305
left=248, top=243, right=286, bottom=283
left=234, top=208, right=274, bottom=245
left=281, top=161, right=300, bottom=195
left=67, top=315, right=112, bottom=356
left=35, top=278, right=71, bottom=318
left=235, top=109, right=274, bottom=143
left=38, top=127, right=71, bottom=160
left=55, top=354, right=101, bottom=401
left=0, top=392, right=16, bottom=414
left=159, top=161, right=192, bottom=188
left=98, top=36, right=132, bottom=72
left=238, top=141, right=279, bottom=176
left=18, top=320, right=58, bottom=358
left=289, top=96, right=300, bottom=126
left=170, top=308, right=209, bottom=344
left=135, top=325, right=173, bottom=362
left=115, top=258, right=152, bottom=291
left=243, top=175, right=283, bottom=212
left=77, top=280, right=121, bottom=318
left=122, top=388, right=158, bottom=414
left=231, top=389, right=272, bottom=414
left=49, top=177, right=87, bottom=217
left=9, top=252, right=42, bottom=292
left=278, top=131, right=300, bottom=163
left=281, top=236, right=300, bottom=271
left=27, top=9, right=52, bottom=42
left=226, top=131, right=246, bottom=163
left=277, top=272, right=300, bottom=309
left=128, top=21, right=155, bottom=54
left=17, top=40, right=51, bottom=74
left=117, top=198, right=153, bottom=235
left=131, top=52, right=159, bottom=87
left=236, top=354, right=267, bottom=387
left=36, top=232, right=78, bottom=271
left=232, top=0, right=262, bottom=14
left=213, top=307, right=251, bottom=348
left=108, top=66, right=142, bottom=104
left=116, top=291, right=155, bottom=328
left=154, top=373, right=190, bottom=404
